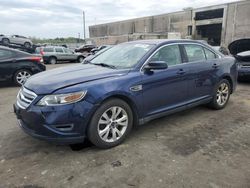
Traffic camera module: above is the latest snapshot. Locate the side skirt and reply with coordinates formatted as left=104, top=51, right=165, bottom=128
left=139, top=97, right=212, bottom=125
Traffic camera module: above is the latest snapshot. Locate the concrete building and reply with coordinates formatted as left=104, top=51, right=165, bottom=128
left=89, top=0, right=250, bottom=47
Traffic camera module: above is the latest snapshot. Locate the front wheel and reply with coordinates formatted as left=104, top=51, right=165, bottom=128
left=208, top=79, right=231, bottom=110
left=14, top=69, right=32, bottom=86
left=87, top=99, right=133, bottom=149
left=77, top=56, right=84, bottom=63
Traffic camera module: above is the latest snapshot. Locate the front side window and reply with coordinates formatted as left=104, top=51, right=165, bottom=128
left=204, top=48, right=217, bottom=60
left=184, top=44, right=206, bottom=62
left=91, top=43, right=154, bottom=69
left=150, top=44, right=182, bottom=67
left=0, top=49, right=13, bottom=60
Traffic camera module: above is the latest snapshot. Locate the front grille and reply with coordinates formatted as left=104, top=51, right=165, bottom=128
left=16, top=87, right=37, bottom=109
left=241, top=65, right=250, bottom=68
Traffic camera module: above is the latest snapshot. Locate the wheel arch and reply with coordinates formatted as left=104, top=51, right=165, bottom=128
left=96, top=94, right=140, bottom=127
left=221, top=74, right=234, bottom=94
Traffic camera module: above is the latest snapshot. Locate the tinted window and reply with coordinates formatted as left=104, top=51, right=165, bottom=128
left=55, top=48, right=64, bottom=53
left=0, top=49, right=13, bottom=59
left=43, top=48, right=54, bottom=52
left=184, top=44, right=206, bottom=62
left=150, top=45, right=182, bottom=66
left=204, top=48, right=217, bottom=60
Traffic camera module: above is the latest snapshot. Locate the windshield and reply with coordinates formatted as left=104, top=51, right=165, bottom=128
left=90, top=43, right=154, bottom=69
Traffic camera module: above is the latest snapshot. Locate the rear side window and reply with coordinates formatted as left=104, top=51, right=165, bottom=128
left=43, top=48, right=54, bottom=52
left=184, top=44, right=206, bottom=62
left=150, top=44, right=182, bottom=67
left=0, top=49, right=13, bottom=60
left=204, top=48, right=217, bottom=60
left=55, top=48, right=64, bottom=53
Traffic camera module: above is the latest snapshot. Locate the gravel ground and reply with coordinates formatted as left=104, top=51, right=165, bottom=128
left=0, top=63, right=250, bottom=188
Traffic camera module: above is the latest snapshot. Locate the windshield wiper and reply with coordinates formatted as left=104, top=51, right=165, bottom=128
left=92, top=63, right=116, bottom=69
left=83, top=59, right=91, bottom=64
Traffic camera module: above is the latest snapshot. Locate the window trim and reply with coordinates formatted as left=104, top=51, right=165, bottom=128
left=203, top=47, right=218, bottom=60
left=182, top=44, right=207, bottom=63
left=140, top=42, right=222, bottom=72
left=55, top=47, right=64, bottom=53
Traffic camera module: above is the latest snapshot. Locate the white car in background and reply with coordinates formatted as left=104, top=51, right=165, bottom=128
left=0, top=35, right=33, bottom=49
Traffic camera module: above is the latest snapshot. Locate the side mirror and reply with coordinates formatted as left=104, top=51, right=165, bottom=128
left=144, top=61, right=168, bottom=71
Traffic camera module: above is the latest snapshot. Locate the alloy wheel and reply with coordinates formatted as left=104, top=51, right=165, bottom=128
left=16, top=70, right=31, bottom=85
left=98, top=106, right=128, bottom=143
left=216, top=82, right=229, bottom=106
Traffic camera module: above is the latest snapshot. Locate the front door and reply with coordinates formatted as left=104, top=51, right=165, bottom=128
left=141, top=44, right=190, bottom=117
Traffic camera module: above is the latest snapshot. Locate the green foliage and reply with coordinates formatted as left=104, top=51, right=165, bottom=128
left=30, top=37, right=85, bottom=44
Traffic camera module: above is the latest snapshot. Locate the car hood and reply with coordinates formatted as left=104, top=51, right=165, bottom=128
left=228, top=38, right=250, bottom=62
left=24, top=64, right=129, bottom=94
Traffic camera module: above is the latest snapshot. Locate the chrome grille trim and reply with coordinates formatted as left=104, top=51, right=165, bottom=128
left=16, top=87, right=37, bottom=109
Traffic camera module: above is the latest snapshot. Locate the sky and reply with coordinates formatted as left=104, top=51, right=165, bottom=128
left=0, top=0, right=241, bottom=39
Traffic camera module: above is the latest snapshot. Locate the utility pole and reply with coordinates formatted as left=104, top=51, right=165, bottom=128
left=83, top=11, right=86, bottom=39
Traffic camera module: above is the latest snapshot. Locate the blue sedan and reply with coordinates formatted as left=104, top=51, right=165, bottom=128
left=14, top=39, right=237, bottom=148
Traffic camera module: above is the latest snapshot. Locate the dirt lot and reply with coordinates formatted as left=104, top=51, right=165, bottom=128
left=0, top=63, right=250, bottom=188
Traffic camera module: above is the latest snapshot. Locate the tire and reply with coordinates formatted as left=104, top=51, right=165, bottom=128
left=49, top=57, right=57, bottom=64
left=13, top=69, right=32, bottom=86
left=208, top=79, right=231, bottom=110
left=2, top=38, right=9, bottom=46
left=87, top=98, right=133, bottom=149
left=24, top=42, right=31, bottom=49
left=77, top=56, right=84, bottom=63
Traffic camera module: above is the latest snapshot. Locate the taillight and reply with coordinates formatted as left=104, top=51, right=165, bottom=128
left=29, top=57, right=43, bottom=63
left=40, top=48, right=44, bottom=56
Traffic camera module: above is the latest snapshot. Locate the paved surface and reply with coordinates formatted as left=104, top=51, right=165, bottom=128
left=0, top=63, right=250, bottom=188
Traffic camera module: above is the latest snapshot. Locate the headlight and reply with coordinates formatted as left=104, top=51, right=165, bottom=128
left=37, top=91, right=87, bottom=106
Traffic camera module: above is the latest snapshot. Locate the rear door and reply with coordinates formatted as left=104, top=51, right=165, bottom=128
left=0, top=49, right=16, bottom=81
left=181, top=44, right=220, bottom=101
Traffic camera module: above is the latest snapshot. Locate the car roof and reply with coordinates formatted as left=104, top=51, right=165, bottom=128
left=124, top=39, right=207, bottom=46
left=0, top=45, right=31, bottom=55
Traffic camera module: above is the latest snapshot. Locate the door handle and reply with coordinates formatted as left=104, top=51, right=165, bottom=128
left=212, top=64, right=219, bottom=69
left=176, top=69, right=186, bottom=75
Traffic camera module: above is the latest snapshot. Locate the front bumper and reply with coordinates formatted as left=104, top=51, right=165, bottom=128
left=238, top=67, right=250, bottom=78
left=13, top=99, right=96, bottom=144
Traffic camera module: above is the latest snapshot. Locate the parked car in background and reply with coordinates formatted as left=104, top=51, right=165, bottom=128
left=90, top=45, right=112, bottom=54
left=84, top=45, right=113, bottom=62
left=36, top=46, right=85, bottom=64
left=0, top=35, right=33, bottom=49
left=228, top=38, right=250, bottom=80
left=212, top=46, right=229, bottom=55
left=14, top=39, right=237, bottom=148
left=0, top=46, right=45, bottom=86
left=75, top=44, right=96, bottom=55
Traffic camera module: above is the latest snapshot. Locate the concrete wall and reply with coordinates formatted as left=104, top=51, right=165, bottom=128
left=89, top=0, right=250, bottom=47
left=89, top=11, right=192, bottom=38
left=224, top=0, right=250, bottom=46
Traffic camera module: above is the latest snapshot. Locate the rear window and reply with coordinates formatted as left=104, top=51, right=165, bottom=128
left=43, top=48, right=54, bottom=52
left=55, top=48, right=64, bottom=53
left=204, top=48, right=217, bottom=60
left=184, top=44, right=206, bottom=62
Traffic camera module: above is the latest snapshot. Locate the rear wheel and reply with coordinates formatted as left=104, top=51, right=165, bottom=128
left=88, top=99, right=133, bottom=149
left=14, top=69, right=32, bottom=86
left=208, top=79, right=231, bottom=110
left=49, top=57, right=57, bottom=64
left=24, top=42, right=31, bottom=49
left=2, top=38, right=9, bottom=46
